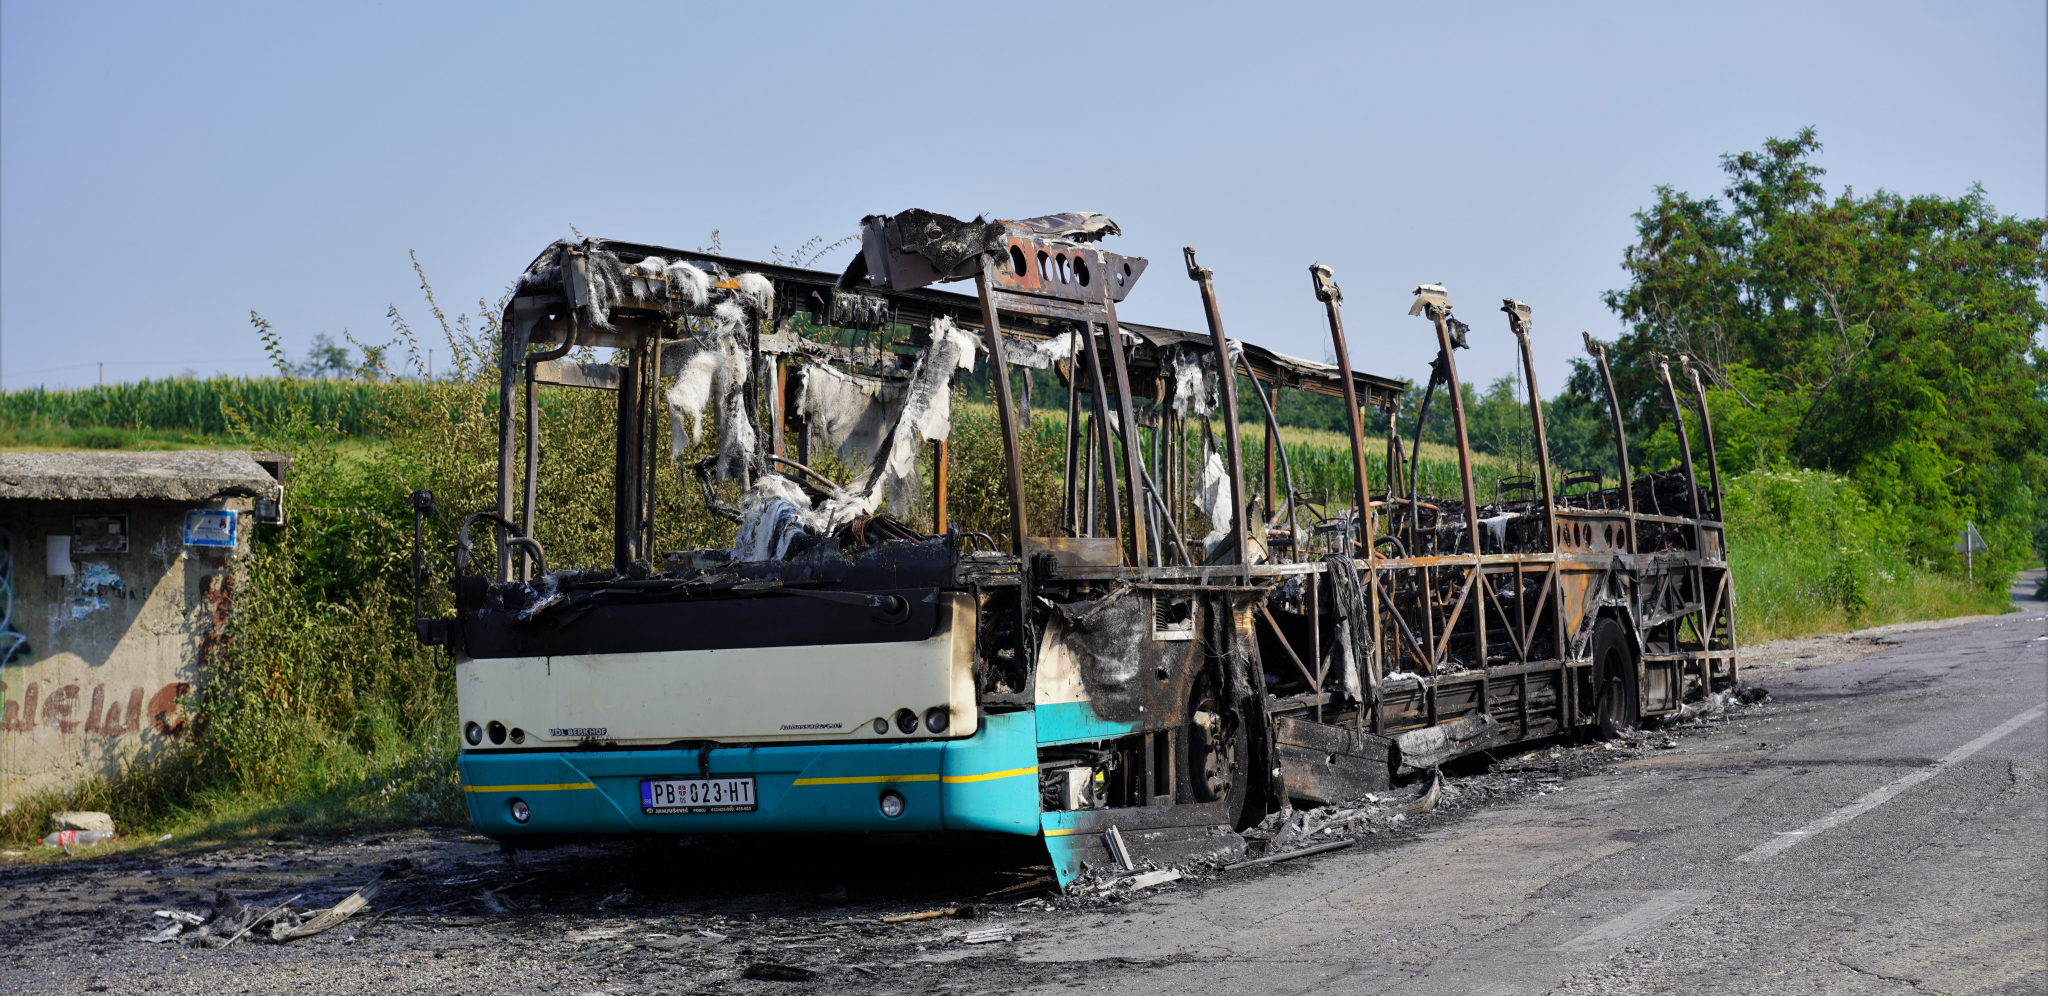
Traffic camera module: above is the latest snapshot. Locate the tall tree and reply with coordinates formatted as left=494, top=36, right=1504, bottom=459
left=1570, top=129, right=2047, bottom=580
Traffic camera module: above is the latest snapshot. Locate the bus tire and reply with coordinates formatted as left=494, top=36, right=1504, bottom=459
left=1592, top=616, right=1639, bottom=740
left=1188, top=673, right=1250, bottom=829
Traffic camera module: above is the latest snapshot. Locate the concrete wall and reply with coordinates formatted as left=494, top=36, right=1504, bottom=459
left=0, top=498, right=247, bottom=811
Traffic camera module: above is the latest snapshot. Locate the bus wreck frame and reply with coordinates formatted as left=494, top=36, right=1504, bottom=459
left=418, top=212, right=1737, bottom=886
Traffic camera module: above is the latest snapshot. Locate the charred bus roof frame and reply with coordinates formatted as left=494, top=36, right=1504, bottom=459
left=434, top=213, right=1739, bottom=884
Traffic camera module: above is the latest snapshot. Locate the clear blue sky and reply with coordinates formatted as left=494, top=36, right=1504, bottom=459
left=2, top=1, right=2041, bottom=396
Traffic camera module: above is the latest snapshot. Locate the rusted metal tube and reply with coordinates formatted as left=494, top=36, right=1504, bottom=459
left=642, top=338, right=660, bottom=561
left=613, top=345, right=644, bottom=572
left=495, top=311, right=527, bottom=581
left=521, top=341, right=571, bottom=581
left=1239, top=356, right=1300, bottom=564
left=933, top=439, right=949, bottom=533
left=1310, top=265, right=1374, bottom=559
left=974, top=259, right=1029, bottom=557
left=1425, top=316, right=1482, bottom=558
left=1680, top=358, right=1724, bottom=520
left=1185, top=248, right=1250, bottom=575
left=1062, top=358, right=1081, bottom=533
left=1501, top=301, right=1557, bottom=551
left=1083, top=413, right=1098, bottom=536
left=1264, top=419, right=1277, bottom=522
left=1502, top=303, right=1568, bottom=673
left=1100, top=268, right=1149, bottom=567
left=1583, top=333, right=1638, bottom=550
left=1653, top=354, right=1700, bottom=517
left=1408, top=367, right=1439, bottom=546
left=1078, top=321, right=1121, bottom=543
left=1418, top=291, right=1483, bottom=668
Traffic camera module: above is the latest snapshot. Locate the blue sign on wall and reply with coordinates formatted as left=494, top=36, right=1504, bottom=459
left=182, top=509, right=239, bottom=548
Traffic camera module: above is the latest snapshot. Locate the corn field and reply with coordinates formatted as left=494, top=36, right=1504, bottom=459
left=0, top=377, right=420, bottom=437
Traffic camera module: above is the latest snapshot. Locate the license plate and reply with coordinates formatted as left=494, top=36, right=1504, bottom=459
left=640, top=777, right=757, bottom=814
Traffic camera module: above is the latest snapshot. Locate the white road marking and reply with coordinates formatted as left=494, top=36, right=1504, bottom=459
left=1736, top=700, right=2047, bottom=863
left=1555, top=890, right=1706, bottom=953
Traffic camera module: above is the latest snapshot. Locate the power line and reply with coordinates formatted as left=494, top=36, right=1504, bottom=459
left=2, top=358, right=270, bottom=384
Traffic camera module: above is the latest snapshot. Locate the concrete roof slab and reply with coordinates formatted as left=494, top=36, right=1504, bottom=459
left=0, top=450, right=280, bottom=501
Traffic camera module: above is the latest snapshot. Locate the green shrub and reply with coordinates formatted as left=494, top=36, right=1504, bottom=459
left=1724, top=468, right=2007, bottom=642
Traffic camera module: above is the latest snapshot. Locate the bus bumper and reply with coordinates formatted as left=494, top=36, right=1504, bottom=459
left=460, top=710, right=1040, bottom=839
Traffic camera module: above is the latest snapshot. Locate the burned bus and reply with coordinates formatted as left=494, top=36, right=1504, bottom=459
left=416, top=211, right=1738, bottom=886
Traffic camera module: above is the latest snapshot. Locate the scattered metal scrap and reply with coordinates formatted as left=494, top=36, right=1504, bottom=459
left=1223, top=840, right=1352, bottom=872
left=137, top=858, right=415, bottom=947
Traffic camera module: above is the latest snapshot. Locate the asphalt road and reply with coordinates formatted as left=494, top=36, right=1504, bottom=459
left=2, top=576, right=2040, bottom=996
left=1011, top=578, right=2046, bottom=996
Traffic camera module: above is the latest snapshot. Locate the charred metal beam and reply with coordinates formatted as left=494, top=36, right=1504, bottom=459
left=1413, top=285, right=1484, bottom=665
left=1238, top=352, right=1299, bottom=563
left=496, top=303, right=527, bottom=581
left=1100, top=250, right=1149, bottom=567
left=1503, top=300, right=1565, bottom=666
left=1582, top=332, right=1638, bottom=552
left=1651, top=353, right=1700, bottom=520
left=1680, top=357, right=1724, bottom=520
left=1062, top=360, right=1082, bottom=534
left=974, top=257, right=1029, bottom=559
left=1077, top=321, right=1121, bottom=544
left=932, top=439, right=949, bottom=532
left=613, top=344, right=644, bottom=573
left=1186, top=248, right=1249, bottom=577
left=1311, top=265, right=1374, bottom=559
left=1501, top=301, right=1558, bottom=547
left=522, top=342, right=572, bottom=581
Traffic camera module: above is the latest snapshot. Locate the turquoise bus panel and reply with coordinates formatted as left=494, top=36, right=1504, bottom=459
left=1034, top=700, right=1142, bottom=745
left=459, top=752, right=633, bottom=834
left=1042, top=830, right=1093, bottom=887
left=940, top=710, right=1039, bottom=835
left=460, top=715, right=1042, bottom=838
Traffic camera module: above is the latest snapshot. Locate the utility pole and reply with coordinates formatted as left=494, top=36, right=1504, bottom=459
left=98, top=362, right=104, bottom=386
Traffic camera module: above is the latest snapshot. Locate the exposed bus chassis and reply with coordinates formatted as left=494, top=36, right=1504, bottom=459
left=418, top=211, right=1735, bottom=885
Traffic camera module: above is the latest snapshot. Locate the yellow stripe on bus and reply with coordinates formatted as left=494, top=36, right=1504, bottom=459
left=791, top=773, right=942, bottom=786
left=791, top=766, right=1035, bottom=787
left=941, top=766, right=1038, bottom=784
left=463, top=782, right=595, bottom=793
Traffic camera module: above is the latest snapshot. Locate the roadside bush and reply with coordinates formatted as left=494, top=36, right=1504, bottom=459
left=1724, top=468, right=2006, bottom=642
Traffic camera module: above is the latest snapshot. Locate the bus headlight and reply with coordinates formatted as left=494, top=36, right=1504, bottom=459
left=509, top=798, right=530, bottom=823
left=878, top=790, right=905, bottom=819
left=894, top=709, right=918, bottom=734
left=924, top=708, right=949, bottom=734
left=464, top=722, right=483, bottom=746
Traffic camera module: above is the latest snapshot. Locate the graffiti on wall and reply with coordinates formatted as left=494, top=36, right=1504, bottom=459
left=0, top=526, right=193, bottom=740
left=0, top=680, right=190, bottom=737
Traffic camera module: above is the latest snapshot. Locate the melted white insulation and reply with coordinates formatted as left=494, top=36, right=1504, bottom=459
left=578, top=250, right=627, bottom=329
left=798, top=364, right=904, bottom=471
left=723, top=316, right=982, bottom=561
left=1196, top=449, right=1234, bottom=558
left=732, top=474, right=819, bottom=562
left=1000, top=331, right=1076, bottom=369
left=662, top=297, right=763, bottom=479
left=628, top=255, right=712, bottom=311
left=1172, top=346, right=1217, bottom=415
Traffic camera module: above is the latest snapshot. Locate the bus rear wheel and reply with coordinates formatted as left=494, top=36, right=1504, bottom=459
left=1592, top=617, right=1639, bottom=740
left=1187, top=674, right=1249, bottom=828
